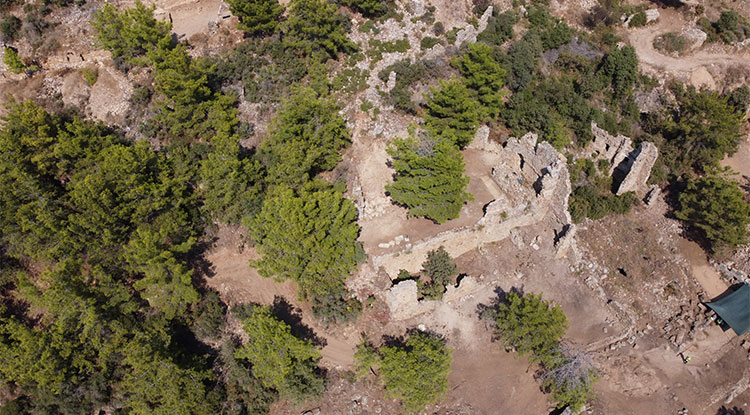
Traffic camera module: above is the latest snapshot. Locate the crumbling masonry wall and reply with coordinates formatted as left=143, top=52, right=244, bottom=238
left=373, top=133, right=574, bottom=278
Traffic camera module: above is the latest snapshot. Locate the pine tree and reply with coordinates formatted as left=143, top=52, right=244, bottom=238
left=234, top=306, right=324, bottom=402
left=355, top=331, right=452, bottom=414
left=199, top=133, right=264, bottom=224
left=247, top=182, right=361, bottom=299
left=259, top=87, right=350, bottom=188
left=424, top=79, right=481, bottom=149
left=676, top=173, right=750, bottom=251
left=663, top=88, right=745, bottom=173
left=91, top=1, right=173, bottom=66
left=150, top=45, right=239, bottom=140
left=284, top=0, right=355, bottom=61
left=226, top=0, right=284, bottom=35
left=451, top=42, right=506, bottom=119
left=493, top=292, right=568, bottom=358
left=386, top=131, right=473, bottom=224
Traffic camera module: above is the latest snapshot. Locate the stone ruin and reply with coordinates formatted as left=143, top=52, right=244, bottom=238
left=589, top=122, right=658, bottom=196
left=379, top=131, right=578, bottom=320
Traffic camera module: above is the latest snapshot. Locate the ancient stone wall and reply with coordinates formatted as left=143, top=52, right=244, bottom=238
left=374, top=133, right=574, bottom=277
left=589, top=122, right=658, bottom=197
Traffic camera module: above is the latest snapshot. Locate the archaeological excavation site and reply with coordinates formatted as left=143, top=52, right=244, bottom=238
left=0, top=0, right=749, bottom=414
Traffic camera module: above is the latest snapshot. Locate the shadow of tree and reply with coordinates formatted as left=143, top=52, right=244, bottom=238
left=271, top=296, right=327, bottom=348
left=717, top=406, right=745, bottom=415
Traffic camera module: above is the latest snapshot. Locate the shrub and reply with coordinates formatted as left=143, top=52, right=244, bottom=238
left=311, top=287, right=363, bottom=325
left=355, top=331, right=452, bottom=413
left=598, top=45, right=638, bottom=98
left=386, top=131, right=473, bottom=224
left=715, top=10, right=749, bottom=44
left=2, top=46, right=26, bottom=74
left=506, top=30, right=543, bottom=90
left=420, top=36, right=442, bottom=49
left=493, top=291, right=568, bottom=358
left=433, top=21, right=444, bottom=36
left=417, top=246, right=458, bottom=300
left=653, top=32, right=686, bottom=54
left=80, top=67, right=98, bottom=85
left=478, top=9, right=518, bottom=45
left=676, top=173, right=750, bottom=252
left=378, top=59, right=427, bottom=114
left=628, top=11, right=647, bottom=27
left=568, top=184, right=636, bottom=223
left=422, top=246, right=458, bottom=287
left=0, top=15, right=21, bottom=42
left=342, top=0, right=385, bottom=17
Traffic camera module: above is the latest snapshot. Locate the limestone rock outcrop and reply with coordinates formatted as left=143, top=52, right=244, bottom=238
left=589, top=122, right=658, bottom=196
left=615, top=142, right=658, bottom=195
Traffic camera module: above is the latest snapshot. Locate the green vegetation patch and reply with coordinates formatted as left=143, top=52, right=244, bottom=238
left=653, top=32, right=687, bottom=54
left=356, top=331, right=452, bottom=413
left=386, top=131, right=473, bottom=224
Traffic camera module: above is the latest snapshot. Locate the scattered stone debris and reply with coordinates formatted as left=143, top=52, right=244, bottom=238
left=384, top=276, right=483, bottom=320
left=555, top=224, right=577, bottom=259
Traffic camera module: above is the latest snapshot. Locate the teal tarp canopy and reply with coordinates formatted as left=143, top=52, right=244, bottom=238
left=706, top=283, right=750, bottom=335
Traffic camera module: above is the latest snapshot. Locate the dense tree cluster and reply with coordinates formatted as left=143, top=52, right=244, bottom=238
left=259, top=87, right=351, bottom=187
left=355, top=331, right=452, bottom=413
left=676, top=173, right=750, bottom=252
left=0, top=101, right=221, bottom=414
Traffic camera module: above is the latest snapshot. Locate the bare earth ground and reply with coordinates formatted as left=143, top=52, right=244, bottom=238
left=723, top=136, right=750, bottom=180
left=2, top=0, right=749, bottom=412
left=625, top=7, right=750, bottom=89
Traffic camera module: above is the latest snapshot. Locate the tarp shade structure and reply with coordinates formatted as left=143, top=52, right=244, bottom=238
left=706, top=283, right=750, bottom=335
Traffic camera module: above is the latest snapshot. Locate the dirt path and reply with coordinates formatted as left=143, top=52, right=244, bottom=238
left=676, top=239, right=729, bottom=300
left=627, top=8, right=750, bottom=86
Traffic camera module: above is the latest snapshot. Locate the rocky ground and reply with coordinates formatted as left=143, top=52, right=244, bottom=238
left=2, top=0, right=750, bottom=413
